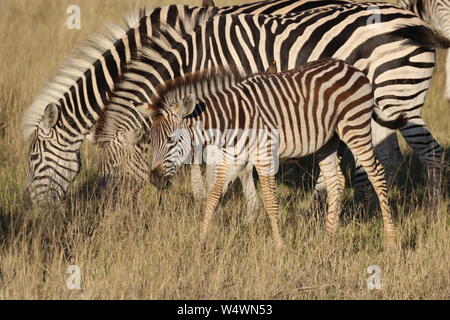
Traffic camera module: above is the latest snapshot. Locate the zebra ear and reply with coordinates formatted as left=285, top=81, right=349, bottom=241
left=119, top=127, right=145, bottom=145
left=42, top=103, right=59, bottom=129
left=178, top=94, right=197, bottom=118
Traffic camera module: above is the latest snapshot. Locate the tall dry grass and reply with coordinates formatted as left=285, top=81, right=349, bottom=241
left=0, top=0, right=448, bottom=299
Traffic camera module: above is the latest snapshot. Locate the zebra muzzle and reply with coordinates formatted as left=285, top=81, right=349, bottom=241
left=150, top=165, right=170, bottom=189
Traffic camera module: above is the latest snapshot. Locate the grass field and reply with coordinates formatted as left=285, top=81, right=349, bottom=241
left=0, top=0, right=448, bottom=299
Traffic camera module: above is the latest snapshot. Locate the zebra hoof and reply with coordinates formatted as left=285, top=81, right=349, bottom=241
left=384, top=233, right=398, bottom=252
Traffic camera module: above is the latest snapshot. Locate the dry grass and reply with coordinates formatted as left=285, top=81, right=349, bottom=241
left=0, top=0, right=448, bottom=299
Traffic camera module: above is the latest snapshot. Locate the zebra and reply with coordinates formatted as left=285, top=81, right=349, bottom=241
left=398, top=0, right=450, bottom=101
left=22, top=1, right=347, bottom=204
left=93, top=2, right=449, bottom=210
left=133, top=60, right=403, bottom=250
left=91, top=124, right=149, bottom=188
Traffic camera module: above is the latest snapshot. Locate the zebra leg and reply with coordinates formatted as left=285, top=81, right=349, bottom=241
left=206, top=162, right=261, bottom=222
left=254, top=166, right=284, bottom=251
left=238, top=163, right=261, bottom=224
left=312, top=170, right=327, bottom=201
left=344, top=138, right=398, bottom=250
left=206, top=162, right=239, bottom=193
left=353, top=160, right=370, bottom=205
left=315, top=162, right=345, bottom=194
left=354, top=120, right=402, bottom=205
left=205, top=164, right=215, bottom=192
left=190, top=164, right=206, bottom=200
left=400, top=118, right=443, bottom=200
left=338, top=156, right=346, bottom=190
left=199, top=161, right=227, bottom=248
left=318, top=154, right=342, bottom=246
left=311, top=160, right=344, bottom=213
left=316, top=137, right=342, bottom=247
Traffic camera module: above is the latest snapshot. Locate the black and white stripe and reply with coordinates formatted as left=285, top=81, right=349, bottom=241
left=96, top=2, right=448, bottom=205
left=22, top=1, right=333, bottom=204
left=398, top=0, right=450, bottom=101
left=135, top=60, right=401, bottom=249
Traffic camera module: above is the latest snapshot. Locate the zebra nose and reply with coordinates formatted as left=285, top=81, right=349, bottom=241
left=150, top=165, right=169, bottom=189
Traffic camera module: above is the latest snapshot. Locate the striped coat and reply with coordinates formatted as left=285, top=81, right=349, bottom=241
left=136, top=60, right=401, bottom=250
left=22, top=1, right=347, bottom=204
left=96, top=3, right=448, bottom=207
left=398, top=0, right=450, bottom=101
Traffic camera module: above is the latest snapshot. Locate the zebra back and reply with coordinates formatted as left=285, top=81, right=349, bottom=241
left=93, top=2, right=447, bottom=198
left=25, top=1, right=338, bottom=203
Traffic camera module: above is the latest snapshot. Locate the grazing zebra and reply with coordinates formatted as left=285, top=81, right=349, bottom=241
left=22, top=1, right=347, bottom=204
left=94, top=2, right=449, bottom=209
left=134, top=60, right=402, bottom=250
left=90, top=124, right=149, bottom=187
left=398, top=0, right=450, bottom=101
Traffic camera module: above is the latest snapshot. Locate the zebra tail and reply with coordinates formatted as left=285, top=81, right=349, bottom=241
left=392, top=25, right=450, bottom=49
left=372, top=109, right=407, bottom=130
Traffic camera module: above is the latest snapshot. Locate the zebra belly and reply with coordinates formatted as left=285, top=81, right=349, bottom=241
left=278, top=129, right=336, bottom=161
left=268, top=100, right=337, bottom=160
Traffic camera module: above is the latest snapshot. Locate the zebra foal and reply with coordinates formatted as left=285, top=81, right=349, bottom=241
left=137, top=60, right=403, bottom=250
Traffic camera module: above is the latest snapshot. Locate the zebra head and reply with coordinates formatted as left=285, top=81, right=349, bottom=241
left=93, top=127, right=150, bottom=188
left=137, top=94, right=197, bottom=189
left=25, top=103, right=82, bottom=204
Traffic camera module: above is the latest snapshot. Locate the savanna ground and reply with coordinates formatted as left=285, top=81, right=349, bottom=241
left=0, top=0, right=448, bottom=299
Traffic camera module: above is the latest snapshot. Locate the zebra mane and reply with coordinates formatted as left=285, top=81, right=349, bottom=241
left=95, top=65, right=243, bottom=143
left=133, top=10, right=245, bottom=111
left=151, top=65, right=245, bottom=112
left=148, top=8, right=215, bottom=52
left=91, top=8, right=220, bottom=142
left=115, top=9, right=218, bottom=103
left=21, top=8, right=149, bottom=139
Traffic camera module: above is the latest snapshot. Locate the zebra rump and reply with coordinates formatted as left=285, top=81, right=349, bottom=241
left=391, top=24, right=450, bottom=49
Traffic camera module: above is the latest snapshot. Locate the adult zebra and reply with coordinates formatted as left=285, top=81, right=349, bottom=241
left=94, top=2, right=449, bottom=206
left=22, top=0, right=348, bottom=204
left=398, top=0, right=450, bottom=101
left=133, top=60, right=402, bottom=250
